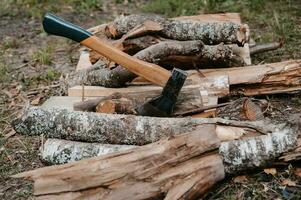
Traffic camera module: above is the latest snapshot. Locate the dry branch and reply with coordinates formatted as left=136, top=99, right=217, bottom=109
left=250, top=42, right=282, bottom=55
left=105, top=14, right=249, bottom=46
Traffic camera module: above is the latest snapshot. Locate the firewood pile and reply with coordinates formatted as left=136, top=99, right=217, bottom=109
left=11, top=13, right=301, bottom=199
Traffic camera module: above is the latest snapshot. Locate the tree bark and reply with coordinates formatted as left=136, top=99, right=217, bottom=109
left=105, top=14, right=249, bottom=46
left=14, top=126, right=224, bottom=199
left=41, top=139, right=136, bottom=165
left=12, top=107, right=282, bottom=145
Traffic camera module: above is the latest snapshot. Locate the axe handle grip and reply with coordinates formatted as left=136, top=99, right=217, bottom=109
left=43, top=13, right=171, bottom=87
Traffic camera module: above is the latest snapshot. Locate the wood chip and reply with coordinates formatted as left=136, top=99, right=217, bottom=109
left=264, top=168, right=277, bottom=175
left=282, top=179, right=296, bottom=186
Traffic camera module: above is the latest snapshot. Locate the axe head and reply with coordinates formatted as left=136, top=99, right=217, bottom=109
left=137, top=68, right=188, bottom=117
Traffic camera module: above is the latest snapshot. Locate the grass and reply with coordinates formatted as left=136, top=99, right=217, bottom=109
left=0, top=0, right=102, bottom=18
left=32, top=46, right=54, bottom=65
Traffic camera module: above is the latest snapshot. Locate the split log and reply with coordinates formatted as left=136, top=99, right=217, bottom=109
left=68, top=75, right=229, bottom=98
left=12, top=107, right=282, bottom=145
left=14, top=122, right=298, bottom=199
left=197, top=59, right=301, bottom=96
left=73, top=83, right=211, bottom=115
left=41, top=139, right=136, bottom=165
left=105, top=14, right=249, bottom=46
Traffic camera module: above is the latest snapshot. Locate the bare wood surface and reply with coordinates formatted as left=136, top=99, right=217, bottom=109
left=14, top=126, right=225, bottom=199
left=196, top=60, right=301, bottom=95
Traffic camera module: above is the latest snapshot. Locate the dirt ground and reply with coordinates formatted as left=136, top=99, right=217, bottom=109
left=0, top=0, right=301, bottom=199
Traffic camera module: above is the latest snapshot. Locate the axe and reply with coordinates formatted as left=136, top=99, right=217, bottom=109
left=43, top=13, right=187, bottom=117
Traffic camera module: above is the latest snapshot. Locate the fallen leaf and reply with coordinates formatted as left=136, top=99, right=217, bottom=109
left=282, top=179, right=296, bottom=186
left=233, top=175, right=248, bottom=183
left=264, top=168, right=277, bottom=175
left=294, top=168, right=301, bottom=177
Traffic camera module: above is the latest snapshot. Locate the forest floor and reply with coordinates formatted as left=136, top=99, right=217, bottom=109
left=0, top=0, right=300, bottom=199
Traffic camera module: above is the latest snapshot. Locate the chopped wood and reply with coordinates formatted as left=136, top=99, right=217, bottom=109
left=12, top=107, right=283, bottom=145
left=14, top=126, right=225, bottom=199
left=41, top=139, right=136, bottom=165
left=14, top=121, right=298, bottom=199
left=105, top=14, right=249, bottom=46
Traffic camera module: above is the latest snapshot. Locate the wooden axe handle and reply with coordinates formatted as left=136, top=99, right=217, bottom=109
left=43, top=13, right=171, bottom=87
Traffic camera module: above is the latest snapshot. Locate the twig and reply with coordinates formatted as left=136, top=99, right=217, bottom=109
left=250, top=41, right=283, bottom=55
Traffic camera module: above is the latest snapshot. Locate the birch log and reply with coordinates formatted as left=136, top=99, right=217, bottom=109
left=41, top=139, right=136, bottom=165
left=105, top=14, right=249, bottom=46
left=12, top=107, right=281, bottom=145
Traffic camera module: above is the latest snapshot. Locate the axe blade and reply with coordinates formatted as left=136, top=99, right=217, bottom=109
left=138, top=68, right=188, bottom=117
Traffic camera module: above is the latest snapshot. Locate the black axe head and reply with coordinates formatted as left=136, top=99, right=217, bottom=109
left=137, top=68, right=188, bottom=117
